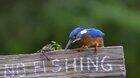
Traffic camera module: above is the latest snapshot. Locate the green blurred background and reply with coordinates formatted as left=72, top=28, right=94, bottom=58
left=0, top=0, right=140, bottom=77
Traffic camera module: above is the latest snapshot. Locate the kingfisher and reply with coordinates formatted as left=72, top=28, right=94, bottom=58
left=65, top=26, right=105, bottom=54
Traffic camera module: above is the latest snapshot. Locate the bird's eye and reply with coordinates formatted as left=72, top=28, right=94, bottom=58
left=73, top=35, right=76, bottom=38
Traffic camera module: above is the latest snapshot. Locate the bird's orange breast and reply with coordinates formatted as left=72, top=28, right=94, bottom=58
left=80, top=35, right=103, bottom=46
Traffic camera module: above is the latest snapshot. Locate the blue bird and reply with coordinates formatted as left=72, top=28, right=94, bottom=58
left=65, top=26, right=105, bottom=54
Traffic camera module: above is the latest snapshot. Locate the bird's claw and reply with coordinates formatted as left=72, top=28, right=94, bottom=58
left=77, top=45, right=86, bottom=52
left=94, top=47, right=98, bottom=55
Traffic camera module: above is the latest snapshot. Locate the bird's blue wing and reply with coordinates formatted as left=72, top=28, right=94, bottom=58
left=87, top=28, right=104, bottom=38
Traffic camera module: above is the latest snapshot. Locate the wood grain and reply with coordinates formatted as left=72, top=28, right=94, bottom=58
left=0, top=46, right=126, bottom=78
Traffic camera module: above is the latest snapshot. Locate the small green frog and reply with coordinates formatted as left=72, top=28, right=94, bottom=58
left=38, top=41, right=62, bottom=61
left=41, top=41, right=62, bottom=51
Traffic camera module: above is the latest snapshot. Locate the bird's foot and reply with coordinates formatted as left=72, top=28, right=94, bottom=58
left=94, top=47, right=98, bottom=55
left=94, top=43, right=99, bottom=55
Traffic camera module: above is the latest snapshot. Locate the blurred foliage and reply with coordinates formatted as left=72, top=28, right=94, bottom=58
left=0, top=0, right=140, bottom=77
left=44, top=41, right=62, bottom=50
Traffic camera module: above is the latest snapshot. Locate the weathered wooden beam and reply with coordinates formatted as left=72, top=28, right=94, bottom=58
left=0, top=46, right=126, bottom=78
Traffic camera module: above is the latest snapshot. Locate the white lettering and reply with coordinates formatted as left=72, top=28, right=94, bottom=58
left=42, top=61, right=46, bottom=73
left=73, top=58, right=77, bottom=72
left=52, top=59, right=61, bottom=72
left=80, top=57, right=83, bottom=71
left=16, top=63, right=26, bottom=77
left=65, top=59, right=68, bottom=72
left=101, top=56, right=112, bottom=71
left=4, top=64, right=14, bottom=77
left=34, top=61, right=41, bottom=75
left=3, top=56, right=114, bottom=77
left=87, top=57, right=99, bottom=71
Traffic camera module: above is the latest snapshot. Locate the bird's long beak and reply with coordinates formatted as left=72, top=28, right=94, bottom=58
left=65, top=38, right=81, bottom=51
left=65, top=40, right=72, bottom=51
left=72, top=38, right=81, bottom=43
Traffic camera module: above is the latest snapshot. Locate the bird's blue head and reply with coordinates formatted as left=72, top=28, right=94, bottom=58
left=69, top=27, right=84, bottom=42
left=65, top=26, right=84, bottom=50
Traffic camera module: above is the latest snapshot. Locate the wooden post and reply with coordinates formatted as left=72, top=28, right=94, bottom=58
left=0, top=46, right=126, bottom=78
